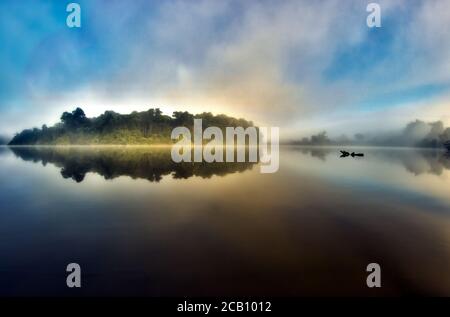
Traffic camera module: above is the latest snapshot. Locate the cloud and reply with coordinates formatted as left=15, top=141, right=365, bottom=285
left=1, top=0, right=450, bottom=138
left=74, top=0, right=370, bottom=125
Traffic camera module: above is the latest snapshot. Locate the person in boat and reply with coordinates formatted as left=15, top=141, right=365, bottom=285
left=340, top=150, right=364, bottom=157
left=340, top=150, right=350, bottom=157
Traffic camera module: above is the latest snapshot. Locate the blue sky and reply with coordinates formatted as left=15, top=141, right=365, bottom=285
left=1, top=0, right=450, bottom=137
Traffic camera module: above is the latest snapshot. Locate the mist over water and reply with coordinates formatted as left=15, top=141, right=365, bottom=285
left=0, top=146, right=449, bottom=296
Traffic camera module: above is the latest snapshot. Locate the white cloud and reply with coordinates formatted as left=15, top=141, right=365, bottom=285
left=1, top=0, right=450, bottom=139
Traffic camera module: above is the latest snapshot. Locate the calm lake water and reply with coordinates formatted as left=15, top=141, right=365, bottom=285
left=0, top=145, right=449, bottom=296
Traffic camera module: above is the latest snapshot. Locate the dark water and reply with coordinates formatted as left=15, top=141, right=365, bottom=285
left=0, top=145, right=449, bottom=296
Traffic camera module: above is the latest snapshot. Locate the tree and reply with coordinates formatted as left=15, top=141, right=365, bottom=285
left=440, top=128, right=450, bottom=144
left=9, top=108, right=255, bottom=145
left=354, top=133, right=365, bottom=143
left=310, top=131, right=331, bottom=145
left=173, top=111, right=194, bottom=126
left=61, top=107, right=89, bottom=129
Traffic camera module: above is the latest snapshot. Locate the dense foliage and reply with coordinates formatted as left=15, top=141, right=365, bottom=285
left=9, top=108, right=254, bottom=145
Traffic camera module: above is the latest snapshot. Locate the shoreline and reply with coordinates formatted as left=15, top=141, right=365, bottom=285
left=1, top=144, right=448, bottom=151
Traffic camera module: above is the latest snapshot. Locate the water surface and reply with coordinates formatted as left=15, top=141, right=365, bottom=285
left=0, top=146, right=449, bottom=296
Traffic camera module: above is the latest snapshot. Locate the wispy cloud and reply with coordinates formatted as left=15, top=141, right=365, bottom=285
left=1, top=0, right=449, bottom=137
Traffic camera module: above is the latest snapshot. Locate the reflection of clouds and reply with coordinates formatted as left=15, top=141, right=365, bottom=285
left=283, top=146, right=450, bottom=207
left=2, top=144, right=450, bottom=295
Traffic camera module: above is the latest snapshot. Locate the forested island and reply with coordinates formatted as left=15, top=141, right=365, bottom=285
left=8, top=108, right=254, bottom=145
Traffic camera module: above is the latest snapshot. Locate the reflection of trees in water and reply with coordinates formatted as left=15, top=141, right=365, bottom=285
left=10, top=147, right=256, bottom=183
left=374, top=149, right=450, bottom=176
left=290, top=146, right=450, bottom=176
left=0, top=147, right=8, bottom=155
left=290, top=146, right=333, bottom=161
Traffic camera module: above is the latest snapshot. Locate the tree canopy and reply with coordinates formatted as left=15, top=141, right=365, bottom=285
left=9, top=107, right=254, bottom=145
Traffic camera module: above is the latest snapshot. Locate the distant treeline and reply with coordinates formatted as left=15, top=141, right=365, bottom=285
left=0, top=135, right=9, bottom=145
left=8, top=108, right=254, bottom=145
left=290, top=120, right=450, bottom=148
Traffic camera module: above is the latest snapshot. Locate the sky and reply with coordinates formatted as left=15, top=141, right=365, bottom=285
left=1, top=0, right=450, bottom=139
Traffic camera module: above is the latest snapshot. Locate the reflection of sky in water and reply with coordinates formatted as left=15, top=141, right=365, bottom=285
left=283, top=147, right=450, bottom=206
left=0, top=146, right=449, bottom=296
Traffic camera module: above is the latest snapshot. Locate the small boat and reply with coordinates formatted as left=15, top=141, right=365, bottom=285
left=340, top=150, right=364, bottom=158
left=351, top=152, right=364, bottom=157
